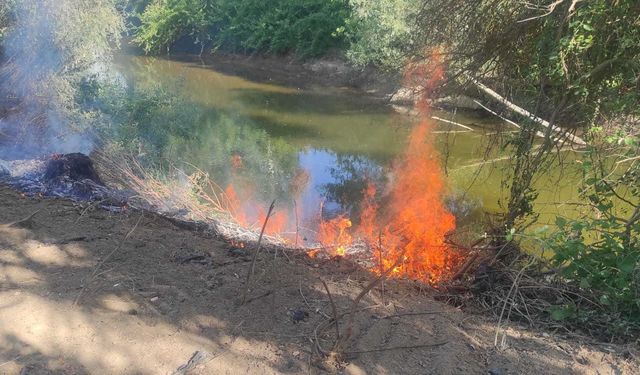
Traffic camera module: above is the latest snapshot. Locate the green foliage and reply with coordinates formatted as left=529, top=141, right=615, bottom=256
left=345, top=0, right=416, bottom=70
left=80, top=77, right=300, bottom=201
left=134, top=0, right=350, bottom=57
left=134, top=0, right=212, bottom=54
left=412, top=0, right=640, bottom=129
left=0, top=0, right=125, bottom=151
left=0, top=0, right=16, bottom=43
left=549, top=132, right=640, bottom=322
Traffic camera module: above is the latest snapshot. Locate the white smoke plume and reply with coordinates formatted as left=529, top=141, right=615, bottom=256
left=0, top=0, right=123, bottom=159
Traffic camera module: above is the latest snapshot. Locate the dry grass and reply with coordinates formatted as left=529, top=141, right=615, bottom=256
left=93, top=150, right=297, bottom=251
left=442, top=236, right=640, bottom=343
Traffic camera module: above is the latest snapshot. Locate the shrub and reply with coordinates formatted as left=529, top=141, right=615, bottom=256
left=134, top=0, right=350, bottom=57
left=549, top=131, right=639, bottom=324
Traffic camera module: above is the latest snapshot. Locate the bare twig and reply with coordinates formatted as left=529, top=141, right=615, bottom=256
left=494, top=261, right=532, bottom=347
left=381, top=311, right=446, bottom=319
left=241, top=199, right=276, bottom=305
left=74, top=213, right=144, bottom=305
left=335, top=250, right=407, bottom=352
left=3, top=209, right=40, bottom=228
left=293, top=198, right=300, bottom=247
left=344, top=341, right=448, bottom=355
left=299, top=280, right=331, bottom=319
left=321, top=279, right=341, bottom=346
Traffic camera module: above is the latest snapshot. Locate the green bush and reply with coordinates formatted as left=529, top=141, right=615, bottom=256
left=345, top=0, right=416, bottom=70
left=134, top=0, right=350, bottom=57
left=549, top=132, right=640, bottom=323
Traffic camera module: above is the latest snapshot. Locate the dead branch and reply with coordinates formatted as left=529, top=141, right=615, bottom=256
left=320, top=279, right=341, bottom=345
left=334, top=250, right=407, bottom=353
left=469, top=77, right=587, bottom=146
left=241, top=199, right=276, bottom=305
left=381, top=311, right=446, bottom=319
left=3, top=209, right=40, bottom=229
left=344, top=341, right=448, bottom=356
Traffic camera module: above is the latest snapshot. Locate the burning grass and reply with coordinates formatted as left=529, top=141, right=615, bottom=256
left=93, top=50, right=466, bottom=286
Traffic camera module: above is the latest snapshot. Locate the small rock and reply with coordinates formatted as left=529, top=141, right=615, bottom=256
left=290, top=308, right=309, bottom=323
left=292, top=350, right=300, bottom=357
left=576, top=356, right=588, bottom=365
left=488, top=368, right=503, bottom=375
left=150, top=296, right=159, bottom=302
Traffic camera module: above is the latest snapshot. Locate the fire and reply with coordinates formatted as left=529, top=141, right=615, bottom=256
left=217, top=49, right=459, bottom=283
left=224, top=184, right=287, bottom=235
left=317, top=216, right=352, bottom=257
left=317, top=49, right=459, bottom=283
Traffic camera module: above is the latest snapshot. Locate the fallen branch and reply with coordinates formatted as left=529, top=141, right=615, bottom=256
left=381, top=311, right=446, bottom=319
left=344, top=341, right=448, bottom=355
left=3, top=209, right=40, bottom=229
left=334, top=250, right=407, bottom=353
left=469, top=77, right=587, bottom=146
left=171, top=351, right=213, bottom=375
left=321, top=279, right=341, bottom=345
left=241, top=199, right=276, bottom=305
left=431, top=116, right=474, bottom=131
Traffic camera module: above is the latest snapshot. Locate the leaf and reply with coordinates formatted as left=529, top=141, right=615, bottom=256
left=579, top=278, right=591, bottom=289
left=618, top=257, right=637, bottom=275
left=549, top=305, right=576, bottom=321
left=555, top=216, right=567, bottom=229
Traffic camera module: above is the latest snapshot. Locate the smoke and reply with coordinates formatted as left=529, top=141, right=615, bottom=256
left=0, top=0, right=123, bottom=159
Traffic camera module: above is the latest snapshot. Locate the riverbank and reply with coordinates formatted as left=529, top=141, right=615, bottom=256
left=141, top=51, right=403, bottom=101
left=0, top=184, right=638, bottom=374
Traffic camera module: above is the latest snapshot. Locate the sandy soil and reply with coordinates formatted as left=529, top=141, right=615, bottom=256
left=0, top=185, right=638, bottom=375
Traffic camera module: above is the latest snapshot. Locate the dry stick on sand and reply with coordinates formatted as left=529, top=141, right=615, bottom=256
left=314, top=250, right=449, bottom=364
left=320, top=279, right=341, bottom=343
left=2, top=210, right=40, bottom=229
left=344, top=341, right=449, bottom=355
left=377, top=232, right=386, bottom=306
left=494, top=259, right=531, bottom=348
left=241, top=199, right=276, bottom=305
left=74, top=213, right=144, bottom=305
left=317, top=249, right=408, bottom=360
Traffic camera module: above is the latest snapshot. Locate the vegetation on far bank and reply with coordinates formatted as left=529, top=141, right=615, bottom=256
left=1, top=0, right=639, bottom=340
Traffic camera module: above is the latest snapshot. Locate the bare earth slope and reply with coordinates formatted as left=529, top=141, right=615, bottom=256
left=0, top=185, right=637, bottom=374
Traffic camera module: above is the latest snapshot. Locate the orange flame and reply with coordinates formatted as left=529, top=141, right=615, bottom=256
left=318, top=216, right=352, bottom=257
left=318, top=49, right=459, bottom=283
left=224, top=184, right=287, bottom=235
left=220, top=49, right=459, bottom=283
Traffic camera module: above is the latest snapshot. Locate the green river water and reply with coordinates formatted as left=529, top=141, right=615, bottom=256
left=116, top=55, right=584, bottom=236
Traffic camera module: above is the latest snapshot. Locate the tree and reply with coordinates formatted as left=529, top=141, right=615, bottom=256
left=0, top=0, right=124, bottom=155
left=398, top=0, right=640, bottom=226
left=345, top=0, right=417, bottom=70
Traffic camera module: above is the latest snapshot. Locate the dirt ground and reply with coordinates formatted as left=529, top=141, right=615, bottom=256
left=0, top=185, right=638, bottom=375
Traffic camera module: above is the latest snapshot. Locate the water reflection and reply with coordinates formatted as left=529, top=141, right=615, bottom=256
left=113, top=54, right=584, bottom=232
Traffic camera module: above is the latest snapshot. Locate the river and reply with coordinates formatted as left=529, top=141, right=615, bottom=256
left=114, top=54, right=583, bottom=240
